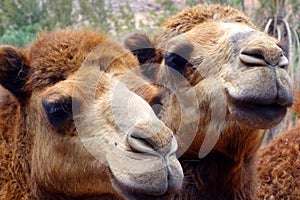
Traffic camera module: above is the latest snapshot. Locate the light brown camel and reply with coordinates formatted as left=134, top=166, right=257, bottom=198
left=0, top=29, right=183, bottom=199
left=256, top=123, right=300, bottom=199
left=124, top=4, right=293, bottom=199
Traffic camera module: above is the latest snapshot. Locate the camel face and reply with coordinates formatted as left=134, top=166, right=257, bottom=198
left=29, top=71, right=182, bottom=199
left=0, top=30, right=183, bottom=199
left=124, top=5, right=293, bottom=159
left=165, top=21, right=293, bottom=129
left=124, top=5, right=294, bottom=198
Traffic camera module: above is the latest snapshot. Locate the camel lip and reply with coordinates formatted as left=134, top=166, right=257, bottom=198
left=225, top=87, right=293, bottom=108
left=110, top=166, right=171, bottom=198
left=225, top=91, right=288, bottom=128
left=121, top=190, right=178, bottom=200
left=231, top=102, right=285, bottom=115
left=227, top=94, right=292, bottom=108
left=106, top=148, right=182, bottom=199
left=228, top=101, right=287, bottom=129
left=111, top=167, right=181, bottom=200
left=231, top=100, right=285, bottom=110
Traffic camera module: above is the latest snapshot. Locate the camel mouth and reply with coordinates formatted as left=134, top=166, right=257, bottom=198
left=117, top=190, right=178, bottom=200
left=106, top=149, right=183, bottom=198
left=228, top=98, right=287, bottom=129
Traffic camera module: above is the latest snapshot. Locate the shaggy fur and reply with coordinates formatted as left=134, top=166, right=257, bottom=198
left=162, top=4, right=254, bottom=33
left=0, top=86, right=31, bottom=200
left=25, top=30, right=107, bottom=92
left=154, top=4, right=256, bottom=50
left=124, top=4, right=293, bottom=199
left=256, top=125, right=300, bottom=199
left=0, top=29, right=183, bottom=199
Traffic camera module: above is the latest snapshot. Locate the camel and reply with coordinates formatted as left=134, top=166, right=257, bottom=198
left=256, top=124, right=300, bottom=199
left=0, top=29, right=183, bottom=199
left=256, top=90, right=300, bottom=199
left=124, top=4, right=293, bottom=199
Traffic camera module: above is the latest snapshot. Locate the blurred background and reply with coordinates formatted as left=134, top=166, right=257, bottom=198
left=0, top=0, right=299, bottom=140
left=0, top=0, right=298, bottom=46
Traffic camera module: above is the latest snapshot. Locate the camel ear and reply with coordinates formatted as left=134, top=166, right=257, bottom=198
left=124, top=33, right=159, bottom=65
left=0, top=46, right=29, bottom=99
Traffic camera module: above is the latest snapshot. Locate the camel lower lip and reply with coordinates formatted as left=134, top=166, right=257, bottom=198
left=106, top=150, right=170, bottom=196
left=229, top=102, right=287, bottom=129
left=107, top=149, right=167, bottom=174
left=121, top=191, right=176, bottom=200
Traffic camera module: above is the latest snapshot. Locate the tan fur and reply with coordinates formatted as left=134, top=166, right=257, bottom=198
left=0, top=30, right=183, bottom=199
left=153, top=4, right=256, bottom=51
left=124, top=4, right=293, bottom=199
left=162, top=4, right=254, bottom=33
left=256, top=125, right=300, bottom=199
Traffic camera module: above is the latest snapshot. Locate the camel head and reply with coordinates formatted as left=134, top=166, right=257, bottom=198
left=124, top=5, right=293, bottom=158
left=0, top=30, right=183, bottom=199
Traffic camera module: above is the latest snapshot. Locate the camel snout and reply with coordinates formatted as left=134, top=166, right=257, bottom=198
left=240, top=45, right=288, bottom=69
left=127, top=121, right=177, bottom=157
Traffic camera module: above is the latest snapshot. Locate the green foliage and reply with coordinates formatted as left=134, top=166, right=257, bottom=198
left=0, top=0, right=41, bottom=46
left=0, top=0, right=297, bottom=53
left=77, top=1, right=135, bottom=34
left=145, top=0, right=179, bottom=27
left=144, top=0, right=246, bottom=26
left=0, top=0, right=40, bottom=35
left=109, top=2, right=135, bottom=34
left=187, top=0, right=244, bottom=6
left=0, top=23, right=40, bottom=47
left=78, top=0, right=110, bottom=33
left=41, top=0, right=73, bottom=30
left=186, top=0, right=201, bottom=7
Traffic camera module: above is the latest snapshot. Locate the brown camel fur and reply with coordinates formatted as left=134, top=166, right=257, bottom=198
left=256, top=124, right=300, bottom=199
left=256, top=89, right=300, bottom=199
left=0, top=29, right=183, bottom=199
left=124, top=4, right=293, bottom=199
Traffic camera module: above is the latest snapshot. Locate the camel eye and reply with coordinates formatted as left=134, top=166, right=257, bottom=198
left=164, top=52, right=188, bottom=74
left=42, top=98, right=79, bottom=128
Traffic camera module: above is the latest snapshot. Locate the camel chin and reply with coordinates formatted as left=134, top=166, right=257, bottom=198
left=107, top=138, right=182, bottom=199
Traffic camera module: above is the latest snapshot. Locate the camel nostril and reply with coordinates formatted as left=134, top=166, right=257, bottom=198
left=127, top=125, right=176, bottom=156
left=152, top=103, right=163, bottom=116
left=127, top=131, right=156, bottom=154
left=240, top=48, right=267, bottom=67
left=278, top=54, right=289, bottom=69
left=149, top=95, right=163, bottom=116
left=240, top=47, right=287, bottom=68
